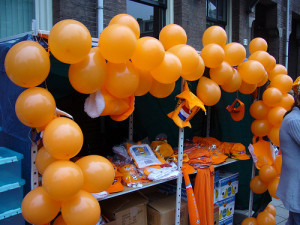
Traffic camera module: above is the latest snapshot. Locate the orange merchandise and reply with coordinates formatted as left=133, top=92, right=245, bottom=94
left=209, top=145, right=228, bottom=165
left=226, top=98, right=245, bottom=121
left=218, top=142, right=234, bottom=155
left=182, top=166, right=200, bottom=225
left=230, top=143, right=250, bottom=160
left=106, top=177, right=124, bottom=194
left=194, top=165, right=215, bottom=225
left=249, top=137, right=274, bottom=169
left=119, top=164, right=142, bottom=187
left=168, top=81, right=206, bottom=128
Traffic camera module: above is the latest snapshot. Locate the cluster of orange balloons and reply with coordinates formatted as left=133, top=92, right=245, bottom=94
left=4, top=21, right=115, bottom=225
left=242, top=204, right=276, bottom=225
left=247, top=39, right=294, bottom=147
left=250, top=155, right=282, bottom=199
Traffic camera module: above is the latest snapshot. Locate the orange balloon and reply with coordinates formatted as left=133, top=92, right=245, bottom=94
left=21, top=187, right=60, bottom=225
left=239, top=80, right=257, bottom=94
left=168, top=44, right=199, bottom=75
left=242, top=217, right=258, bottom=225
left=270, top=74, right=293, bottom=93
left=259, top=165, right=277, bottom=184
left=134, top=69, right=153, bottom=96
left=159, top=24, right=187, bottom=50
left=251, top=119, right=271, bottom=137
left=268, top=55, right=276, bottom=72
left=43, top=117, right=84, bottom=160
left=181, top=56, right=205, bottom=81
left=49, top=19, right=92, bottom=64
left=98, top=24, right=137, bottom=63
left=279, top=93, right=294, bottom=110
left=200, top=43, right=225, bottom=68
left=267, top=177, right=280, bottom=199
left=256, top=211, right=276, bottom=225
left=250, top=100, right=269, bottom=120
left=268, top=64, right=287, bottom=81
left=150, top=52, right=182, bottom=84
left=268, top=126, right=280, bottom=147
left=249, top=37, right=268, bottom=54
left=267, top=106, right=286, bottom=126
left=149, top=80, right=175, bottom=98
left=69, top=47, right=107, bottom=94
left=75, top=155, right=115, bottom=193
left=42, top=161, right=84, bottom=201
left=263, top=87, right=283, bottom=107
left=224, top=42, right=246, bottom=66
left=237, top=60, right=266, bottom=84
left=264, top=204, right=277, bottom=217
left=53, top=215, right=67, bottom=225
left=274, top=155, right=282, bottom=175
left=196, top=77, right=221, bottom=106
left=105, top=61, right=139, bottom=98
left=131, top=37, right=165, bottom=71
left=202, top=25, right=227, bottom=47
left=61, top=190, right=101, bottom=225
left=250, top=176, right=268, bottom=194
left=35, top=146, right=57, bottom=175
left=109, top=14, right=140, bottom=39
left=257, top=72, right=268, bottom=87
left=248, top=51, right=273, bottom=72
left=4, top=41, right=50, bottom=87
left=221, top=68, right=242, bottom=93
left=15, top=87, right=56, bottom=128
left=209, top=61, right=233, bottom=85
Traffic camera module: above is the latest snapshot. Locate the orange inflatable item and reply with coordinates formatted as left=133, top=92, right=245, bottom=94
left=226, top=98, right=245, bottom=121
left=194, top=165, right=215, bottom=225
left=183, top=163, right=196, bottom=174
left=168, top=81, right=206, bottom=128
left=249, top=137, right=274, bottom=169
left=150, top=140, right=174, bottom=158
left=182, top=166, right=200, bottom=225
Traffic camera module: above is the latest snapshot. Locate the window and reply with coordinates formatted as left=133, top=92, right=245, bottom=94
left=206, top=0, right=227, bottom=28
left=0, top=0, right=35, bottom=39
left=127, top=0, right=167, bottom=38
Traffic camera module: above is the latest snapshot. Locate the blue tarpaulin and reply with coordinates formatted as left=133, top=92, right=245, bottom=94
left=0, top=34, right=33, bottom=196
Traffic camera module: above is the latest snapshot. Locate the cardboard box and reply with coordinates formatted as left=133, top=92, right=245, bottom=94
left=147, top=195, right=188, bottom=225
left=219, top=215, right=233, bottom=225
left=100, top=192, right=148, bottom=225
left=215, top=171, right=239, bottom=201
left=214, top=204, right=219, bottom=225
left=216, top=196, right=235, bottom=221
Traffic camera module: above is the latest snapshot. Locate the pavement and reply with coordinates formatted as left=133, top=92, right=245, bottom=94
left=233, top=198, right=288, bottom=225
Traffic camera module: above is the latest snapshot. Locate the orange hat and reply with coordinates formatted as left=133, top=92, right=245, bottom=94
left=230, top=143, right=250, bottom=160
left=226, top=99, right=245, bottom=121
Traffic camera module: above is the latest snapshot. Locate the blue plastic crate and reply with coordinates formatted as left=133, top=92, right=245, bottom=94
left=0, top=147, right=23, bottom=180
left=1, top=209, right=25, bottom=225
left=0, top=178, right=25, bottom=216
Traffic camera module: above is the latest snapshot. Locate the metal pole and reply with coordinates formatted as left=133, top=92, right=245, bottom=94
left=248, top=162, right=255, bottom=217
left=129, top=114, right=133, bottom=141
left=175, top=79, right=185, bottom=224
left=31, top=141, right=38, bottom=190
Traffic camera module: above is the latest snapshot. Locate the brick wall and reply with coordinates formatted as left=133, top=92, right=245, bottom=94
left=103, top=0, right=126, bottom=29
left=53, top=0, right=98, bottom=37
left=174, top=0, right=206, bottom=51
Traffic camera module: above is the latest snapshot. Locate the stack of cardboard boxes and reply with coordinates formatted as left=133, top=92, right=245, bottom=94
left=214, top=171, right=239, bottom=225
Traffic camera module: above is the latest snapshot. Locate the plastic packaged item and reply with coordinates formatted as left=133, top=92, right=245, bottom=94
left=128, top=144, right=163, bottom=169
left=146, top=162, right=179, bottom=181
left=119, top=164, right=143, bottom=187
